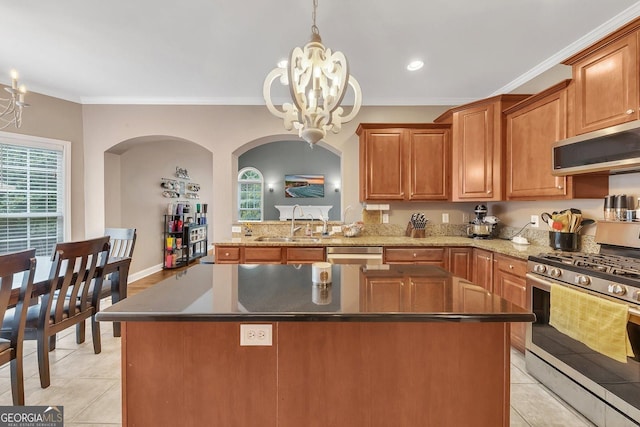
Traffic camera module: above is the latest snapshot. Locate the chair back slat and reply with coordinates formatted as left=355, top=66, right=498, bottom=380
left=42, top=237, right=110, bottom=324
left=0, top=249, right=37, bottom=345
left=104, top=228, right=136, bottom=259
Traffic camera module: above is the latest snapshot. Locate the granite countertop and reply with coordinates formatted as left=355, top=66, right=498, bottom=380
left=214, top=235, right=551, bottom=260
left=97, top=263, right=535, bottom=323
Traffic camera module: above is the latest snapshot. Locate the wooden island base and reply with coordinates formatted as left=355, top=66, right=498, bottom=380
left=122, top=321, right=511, bottom=427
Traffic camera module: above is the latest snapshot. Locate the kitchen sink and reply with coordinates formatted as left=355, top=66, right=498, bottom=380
left=254, top=236, right=321, bottom=243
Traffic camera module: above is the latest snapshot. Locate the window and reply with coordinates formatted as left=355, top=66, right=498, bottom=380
left=0, top=132, right=70, bottom=256
left=238, top=167, right=263, bottom=221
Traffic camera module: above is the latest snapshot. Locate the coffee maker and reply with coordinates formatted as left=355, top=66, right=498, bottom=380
left=466, top=204, right=499, bottom=239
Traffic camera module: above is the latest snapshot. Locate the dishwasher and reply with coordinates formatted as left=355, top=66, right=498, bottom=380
left=326, top=246, right=383, bottom=264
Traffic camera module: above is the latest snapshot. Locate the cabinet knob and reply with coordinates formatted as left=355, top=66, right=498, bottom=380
left=486, top=190, right=491, bottom=194
left=225, top=252, right=230, bottom=256
left=509, top=265, right=514, bottom=269
left=626, top=109, right=635, bottom=115
left=413, top=253, right=417, bottom=258
left=557, top=185, right=563, bottom=190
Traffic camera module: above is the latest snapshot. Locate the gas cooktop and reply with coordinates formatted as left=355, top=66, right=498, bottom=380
left=531, top=252, right=640, bottom=280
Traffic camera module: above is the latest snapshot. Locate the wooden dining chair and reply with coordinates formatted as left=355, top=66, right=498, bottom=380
left=22, top=236, right=110, bottom=388
left=101, top=228, right=136, bottom=337
left=0, top=249, right=37, bottom=405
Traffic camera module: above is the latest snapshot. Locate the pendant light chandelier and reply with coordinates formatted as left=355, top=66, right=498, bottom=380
left=263, top=0, right=362, bottom=146
left=1, top=70, right=28, bottom=130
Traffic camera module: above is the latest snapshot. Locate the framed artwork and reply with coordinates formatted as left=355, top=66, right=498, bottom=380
left=284, top=174, right=324, bottom=198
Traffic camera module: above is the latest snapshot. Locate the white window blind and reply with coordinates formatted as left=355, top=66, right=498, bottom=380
left=0, top=140, right=65, bottom=256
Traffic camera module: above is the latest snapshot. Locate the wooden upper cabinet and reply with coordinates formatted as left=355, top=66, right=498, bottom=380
left=504, top=80, right=608, bottom=200
left=435, top=95, right=529, bottom=202
left=358, top=127, right=406, bottom=200
left=357, top=124, right=451, bottom=202
left=408, top=128, right=450, bottom=200
left=565, top=29, right=639, bottom=135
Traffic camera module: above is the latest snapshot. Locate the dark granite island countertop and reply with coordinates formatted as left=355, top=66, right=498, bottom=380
left=96, top=263, right=534, bottom=323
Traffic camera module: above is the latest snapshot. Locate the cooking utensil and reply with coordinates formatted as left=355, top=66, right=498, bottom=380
left=575, top=218, right=595, bottom=233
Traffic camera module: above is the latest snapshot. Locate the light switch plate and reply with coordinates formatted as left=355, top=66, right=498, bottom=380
left=331, top=226, right=342, bottom=233
left=382, top=214, right=389, bottom=223
left=442, top=213, right=449, bottom=223
left=231, top=226, right=242, bottom=233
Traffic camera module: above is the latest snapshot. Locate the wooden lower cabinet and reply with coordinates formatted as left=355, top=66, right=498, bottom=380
left=121, top=321, right=512, bottom=426
left=493, top=253, right=528, bottom=353
left=359, top=269, right=450, bottom=312
left=472, top=248, right=494, bottom=291
left=448, top=247, right=472, bottom=280
left=214, top=245, right=325, bottom=264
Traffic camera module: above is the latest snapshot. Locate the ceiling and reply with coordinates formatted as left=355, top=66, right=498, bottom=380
left=2, top=0, right=640, bottom=106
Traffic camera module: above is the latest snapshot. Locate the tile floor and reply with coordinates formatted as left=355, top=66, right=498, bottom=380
left=0, top=307, right=596, bottom=426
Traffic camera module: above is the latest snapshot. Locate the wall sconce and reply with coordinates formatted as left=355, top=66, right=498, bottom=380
left=268, top=183, right=274, bottom=193
left=334, top=182, right=340, bottom=192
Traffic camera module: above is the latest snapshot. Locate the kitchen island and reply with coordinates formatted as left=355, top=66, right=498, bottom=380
left=97, top=263, right=535, bottom=427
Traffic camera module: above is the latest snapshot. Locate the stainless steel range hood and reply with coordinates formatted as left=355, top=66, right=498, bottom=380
left=552, top=120, right=640, bottom=176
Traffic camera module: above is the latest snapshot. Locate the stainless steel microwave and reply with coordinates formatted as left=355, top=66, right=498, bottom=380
left=552, top=120, right=640, bottom=175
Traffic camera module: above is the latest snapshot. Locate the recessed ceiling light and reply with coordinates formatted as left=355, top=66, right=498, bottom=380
left=277, top=59, right=288, bottom=68
left=407, top=60, right=424, bottom=71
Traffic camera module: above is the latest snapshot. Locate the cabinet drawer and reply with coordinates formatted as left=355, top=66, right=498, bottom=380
left=384, top=247, right=447, bottom=264
left=285, top=247, right=325, bottom=263
left=244, top=247, right=283, bottom=263
left=215, top=246, right=241, bottom=263
left=494, top=254, right=527, bottom=276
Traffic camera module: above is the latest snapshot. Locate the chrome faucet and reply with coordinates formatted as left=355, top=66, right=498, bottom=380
left=291, top=205, right=304, bottom=237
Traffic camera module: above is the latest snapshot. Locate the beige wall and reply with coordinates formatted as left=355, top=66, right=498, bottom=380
left=112, top=139, right=213, bottom=273
left=0, top=86, right=85, bottom=241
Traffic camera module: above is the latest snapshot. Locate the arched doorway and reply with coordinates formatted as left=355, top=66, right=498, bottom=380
left=104, top=135, right=213, bottom=276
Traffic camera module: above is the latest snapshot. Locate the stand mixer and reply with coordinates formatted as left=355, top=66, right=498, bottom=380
left=466, top=204, right=499, bottom=239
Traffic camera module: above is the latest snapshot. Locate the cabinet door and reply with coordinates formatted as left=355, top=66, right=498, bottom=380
left=493, top=254, right=528, bottom=353
left=408, top=129, right=449, bottom=200
left=360, top=129, right=406, bottom=200
left=573, top=32, right=639, bottom=134
left=360, top=276, right=406, bottom=312
left=285, top=247, right=325, bottom=264
left=215, top=246, right=241, bottom=264
left=452, top=104, right=500, bottom=201
left=506, top=88, right=570, bottom=199
left=243, top=247, right=283, bottom=264
left=472, top=248, right=494, bottom=291
left=409, top=277, right=450, bottom=312
left=448, top=247, right=472, bottom=280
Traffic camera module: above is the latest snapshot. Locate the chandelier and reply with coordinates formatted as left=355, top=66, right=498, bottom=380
left=263, top=0, right=362, bottom=146
left=1, top=70, right=28, bottom=130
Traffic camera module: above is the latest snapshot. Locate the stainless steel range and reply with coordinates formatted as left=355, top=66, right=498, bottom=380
left=526, top=221, right=640, bottom=427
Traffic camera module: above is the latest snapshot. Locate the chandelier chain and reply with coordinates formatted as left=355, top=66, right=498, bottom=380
left=311, top=0, right=319, bottom=36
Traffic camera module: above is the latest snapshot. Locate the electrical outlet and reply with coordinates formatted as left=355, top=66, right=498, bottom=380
left=231, top=226, right=242, bottom=233
left=462, top=213, right=470, bottom=223
left=316, top=226, right=324, bottom=233
left=331, top=226, right=342, bottom=233
left=382, top=213, right=389, bottom=223
left=240, top=324, right=272, bottom=346
left=530, top=215, right=539, bottom=228
left=442, top=213, right=449, bottom=223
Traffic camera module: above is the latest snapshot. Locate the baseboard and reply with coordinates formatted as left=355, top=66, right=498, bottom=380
left=129, top=263, right=163, bottom=283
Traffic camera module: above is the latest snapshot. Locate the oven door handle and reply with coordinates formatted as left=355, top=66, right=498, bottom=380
left=526, top=273, right=640, bottom=318
left=525, top=273, right=553, bottom=292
